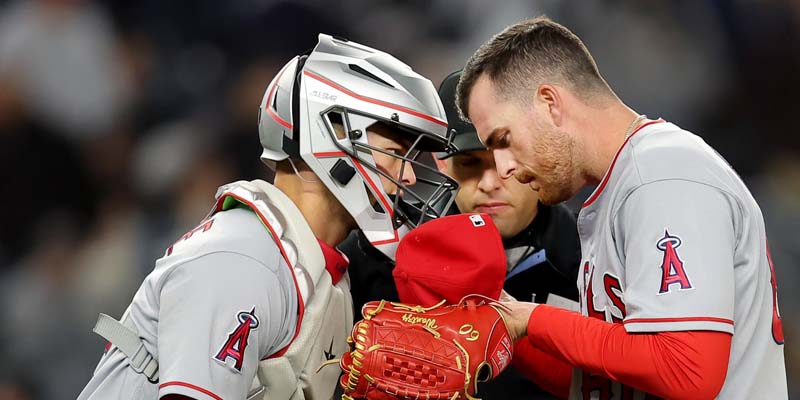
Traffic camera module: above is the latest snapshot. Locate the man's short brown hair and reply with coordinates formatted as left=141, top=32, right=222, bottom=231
left=456, top=16, right=612, bottom=121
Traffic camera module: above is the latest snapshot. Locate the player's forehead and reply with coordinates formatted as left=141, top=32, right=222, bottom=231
left=467, top=76, right=508, bottom=148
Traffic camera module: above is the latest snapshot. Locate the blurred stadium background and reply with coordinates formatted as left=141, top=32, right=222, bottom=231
left=0, top=0, right=797, bottom=398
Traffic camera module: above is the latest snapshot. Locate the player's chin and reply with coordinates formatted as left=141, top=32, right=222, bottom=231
left=538, top=187, right=572, bottom=206
left=491, top=218, right=520, bottom=239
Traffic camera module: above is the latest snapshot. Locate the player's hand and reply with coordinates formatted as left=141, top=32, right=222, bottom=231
left=498, top=300, right=538, bottom=341
left=499, top=289, right=517, bottom=302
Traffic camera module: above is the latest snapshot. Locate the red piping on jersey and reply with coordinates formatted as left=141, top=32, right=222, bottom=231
left=159, top=381, right=223, bottom=400
left=313, top=151, right=400, bottom=245
left=583, top=119, right=666, bottom=208
left=624, top=316, right=734, bottom=326
left=265, top=63, right=294, bottom=130
left=213, top=193, right=305, bottom=360
left=303, top=70, right=448, bottom=127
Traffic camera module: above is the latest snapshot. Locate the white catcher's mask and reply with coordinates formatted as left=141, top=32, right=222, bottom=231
left=258, top=34, right=458, bottom=260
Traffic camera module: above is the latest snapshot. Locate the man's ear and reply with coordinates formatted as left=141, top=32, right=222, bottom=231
left=537, top=84, right=563, bottom=127
left=433, top=156, right=449, bottom=174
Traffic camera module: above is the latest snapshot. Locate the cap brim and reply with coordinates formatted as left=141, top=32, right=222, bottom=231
left=436, top=131, right=486, bottom=159
left=436, top=70, right=487, bottom=159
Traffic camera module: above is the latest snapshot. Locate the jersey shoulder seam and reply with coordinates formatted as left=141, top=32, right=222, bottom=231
left=628, top=139, right=645, bottom=195
left=158, top=248, right=284, bottom=294
left=610, top=178, right=745, bottom=234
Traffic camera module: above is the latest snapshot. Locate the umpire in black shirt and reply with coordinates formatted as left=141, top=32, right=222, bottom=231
left=339, top=70, right=582, bottom=399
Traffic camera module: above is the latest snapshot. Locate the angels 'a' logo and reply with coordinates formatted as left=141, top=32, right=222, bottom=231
left=657, top=230, right=693, bottom=294
left=214, top=308, right=259, bottom=372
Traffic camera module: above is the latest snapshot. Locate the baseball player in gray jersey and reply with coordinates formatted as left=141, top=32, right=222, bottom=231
left=78, top=34, right=457, bottom=400
left=455, top=17, right=787, bottom=400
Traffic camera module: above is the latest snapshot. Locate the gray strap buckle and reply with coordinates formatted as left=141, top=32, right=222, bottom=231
left=93, top=313, right=160, bottom=383
left=129, top=342, right=159, bottom=383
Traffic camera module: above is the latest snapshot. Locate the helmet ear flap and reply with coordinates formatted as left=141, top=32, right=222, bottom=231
left=285, top=54, right=309, bottom=159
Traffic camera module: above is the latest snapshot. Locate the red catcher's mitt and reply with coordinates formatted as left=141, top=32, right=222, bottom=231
left=339, top=296, right=513, bottom=400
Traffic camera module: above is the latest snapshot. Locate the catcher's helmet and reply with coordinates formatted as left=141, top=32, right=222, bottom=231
left=258, top=34, right=458, bottom=260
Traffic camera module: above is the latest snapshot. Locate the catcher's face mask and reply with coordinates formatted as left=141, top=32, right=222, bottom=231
left=322, top=109, right=457, bottom=229
left=258, top=34, right=458, bottom=260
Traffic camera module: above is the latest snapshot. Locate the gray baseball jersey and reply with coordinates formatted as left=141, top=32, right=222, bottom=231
left=573, top=120, right=786, bottom=399
left=78, top=203, right=300, bottom=399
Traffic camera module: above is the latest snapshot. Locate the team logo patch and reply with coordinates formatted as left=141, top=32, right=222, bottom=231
left=656, top=230, right=693, bottom=294
left=214, top=308, right=259, bottom=372
left=469, top=214, right=486, bottom=227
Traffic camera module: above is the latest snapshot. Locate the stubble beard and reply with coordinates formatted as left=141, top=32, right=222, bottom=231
left=525, top=129, right=577, bottom=206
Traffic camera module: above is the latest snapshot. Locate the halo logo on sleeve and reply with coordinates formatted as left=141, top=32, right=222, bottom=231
left=214, top=308, right=259, bottom=372
left=656, top=230, right=693, bottom=294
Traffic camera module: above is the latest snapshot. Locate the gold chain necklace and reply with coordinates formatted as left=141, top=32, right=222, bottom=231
left=624, top=114, right=647, bottom=141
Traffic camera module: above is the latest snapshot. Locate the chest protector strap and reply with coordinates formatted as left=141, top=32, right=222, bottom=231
left=92, top=313, right=159, bottom=383
left=217, top=181, right=354, bottom=400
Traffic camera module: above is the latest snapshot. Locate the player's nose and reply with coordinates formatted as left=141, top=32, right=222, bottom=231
left=477, top=165, right=503, bottom=193
left=493, top=149, right=517, bottom=180
left=400, top=163, right=417, bottom=186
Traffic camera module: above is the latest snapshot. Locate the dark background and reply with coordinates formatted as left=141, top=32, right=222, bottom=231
left=0, top=0, right=797, bottom=398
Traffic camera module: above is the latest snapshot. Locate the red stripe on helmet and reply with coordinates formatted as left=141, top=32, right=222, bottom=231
left=303, top=70, right=447, bottom=127
left=265, top=63, right=294, bottom=130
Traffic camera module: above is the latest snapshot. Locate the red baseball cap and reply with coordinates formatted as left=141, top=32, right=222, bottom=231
left=393, top=213, right=506, bottom=307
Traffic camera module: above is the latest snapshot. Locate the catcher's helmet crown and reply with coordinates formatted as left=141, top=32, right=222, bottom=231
left=258, top=34, right=458, bottom=260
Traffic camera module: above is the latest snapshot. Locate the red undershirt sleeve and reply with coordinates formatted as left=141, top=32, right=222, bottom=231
left=524, top=305, right=732, bottom=400
left=512, top=339, right=572, bottom=399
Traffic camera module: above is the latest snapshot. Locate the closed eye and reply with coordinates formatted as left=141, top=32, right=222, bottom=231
left=384, top=147, right=419, bottom=160
left=485, top=129, right=510, bottom=150
left=496, top=133, right=510, bottom=148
